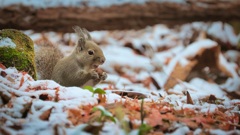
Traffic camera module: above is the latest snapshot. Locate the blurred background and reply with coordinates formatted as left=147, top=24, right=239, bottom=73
left=0, top=0, right=240, bottom=33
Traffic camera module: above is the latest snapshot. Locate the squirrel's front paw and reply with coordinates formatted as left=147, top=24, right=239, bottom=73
left=100, top=72, right=107, bottom=80
left=90, top=70, right=99, bottom=79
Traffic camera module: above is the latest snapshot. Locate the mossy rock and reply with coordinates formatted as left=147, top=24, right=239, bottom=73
left=0, top=29, right=37, bottom=79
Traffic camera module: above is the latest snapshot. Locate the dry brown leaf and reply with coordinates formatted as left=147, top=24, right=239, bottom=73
left=83, top=123, right=104, bottom=134
left=0, top=91, right=11, bottom=104
left=21, top=102, right=32, bottom=118
left=186, top=91, right=194, bottom=105
left=6, top=76, right=15, bottom=83
left=112, top=90, right=147, bottom=99
left=39, top=94, right=52, bottom=101
left=39, top=107, right=53, bottom=121
left=208, top=94, right=217, bottom=103
left=19, top=76, right=24, bottom=88
left=0, top=63, right=6, bottom=69
left=54, top=87, right=60, bottom=102
left=0, top=71, right=7, bottom=77
left=164, top=45, right=234, bottom=90
left=98, top=94, right=106, bottom=104
left=68, top=109, right=83, bottom=125
left=164, top=60, right=197, bottom=90
left=142, top=77, right=152, bottom=88
left=146, top=108, right=163, bottom=127
left=181, top=118, right=199, bottom=130
left=54, top=124, right=66, bottom=135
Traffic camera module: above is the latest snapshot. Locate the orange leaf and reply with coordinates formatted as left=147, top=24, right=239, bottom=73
left=55, top=87, right=60, bottom=102
left=146, top=108, right=163, bottom=127
left=19, top=76, right=25, bottom=88
left=0, top=63, right=6, bottom=69
left=39, top=107, right=53, bottom=121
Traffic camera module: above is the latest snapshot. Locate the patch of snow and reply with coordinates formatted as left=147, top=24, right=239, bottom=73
left=0, top=67, right=100, bottom=134
left=181, top=39, right=217, bottom=58
left=0, top=37, right=16, bottom=48
left=169, top=78, right=227, bottom=100
left=224, top=50, right=240, bottom=63
left=104, top=74, right=132, bottom=88
left=91, top=31, right=108, bottom=43
left=166, top=126, right=190, bottom=135
left=164, top=39, right=217, bottom=77
left=152, top=45, right=184, bottom=66
left=105, top=91, right=123, bottom=104
left=210, top=129, right=240, bottom=135
left=101, top=122, right=125, bottom=135
left=102, top=45, right=154, bottom=73
left=207, top=22, right=238, bottom=46
left=193, top=128, right=202, bottom=135
left=218, top=53, right=240, bottom=92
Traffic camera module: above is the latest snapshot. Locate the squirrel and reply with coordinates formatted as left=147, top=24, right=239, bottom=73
left=35, top=26, right=107, bottom=87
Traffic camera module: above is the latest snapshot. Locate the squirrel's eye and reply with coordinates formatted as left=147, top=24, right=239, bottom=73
left=88, top=50, right=94, bottom=55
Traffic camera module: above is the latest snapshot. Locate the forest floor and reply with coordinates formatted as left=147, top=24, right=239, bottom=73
left=0, top=22, right=240, bottom=135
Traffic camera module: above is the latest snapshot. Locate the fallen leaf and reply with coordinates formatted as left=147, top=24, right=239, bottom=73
left=19, top=76, right=24, bottom=88
left=146, top=109, right=163, bottom=127
left=98, top=94, right=106, bottom=104
left=0, top=63, right=6, bottom=69
left=0, top=71, right=7, bottom=77
left=54, top=87, right=60, bottom=102
left=39, top=107, right=53, bottom=121
left=83, top=123, right=104, bottom=134
left=0, top=91, right=11, bottom=104
left=186, top=91, right=194, bottom=105
left=68, top=109, right=84, bottom=125
left=21, top=102, right=32, bottom=118
left=208, top=94, right=217, bottom=103
left=111, top=90, right=147, bottom=99
left=6, top=76, right=15, bottom=83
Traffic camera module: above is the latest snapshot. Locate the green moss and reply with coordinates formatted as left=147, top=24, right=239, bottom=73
left=0, top=29, right=36, bottom=79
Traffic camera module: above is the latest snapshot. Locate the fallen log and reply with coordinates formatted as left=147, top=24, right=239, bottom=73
left=0, top=1, right=240, bottom=32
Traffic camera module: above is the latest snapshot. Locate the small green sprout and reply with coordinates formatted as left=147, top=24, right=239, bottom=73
left=92, top=105, right=117, bottom=123
left=139, top=99, right=152, bottom=135
left=84, top=86, right=106, bottom=97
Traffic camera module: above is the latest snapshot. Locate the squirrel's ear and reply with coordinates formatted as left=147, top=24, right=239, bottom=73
left=78, top=37, right=86, bottom=50
left=73, top=26, right=84, bottom=38
left=82, top=28, right=92, bottom=40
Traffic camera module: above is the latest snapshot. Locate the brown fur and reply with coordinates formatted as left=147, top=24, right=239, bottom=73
left=51, top=26, right=107, bottom=87
left=35, top=42, right=63, bottom=80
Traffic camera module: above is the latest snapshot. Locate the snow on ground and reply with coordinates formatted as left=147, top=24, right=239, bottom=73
left=1, top=22, right=240, bottom=134
left=191, top=22, right=239, bottom=46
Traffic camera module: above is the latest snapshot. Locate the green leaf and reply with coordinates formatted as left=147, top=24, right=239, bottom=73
left=93, top=88, right=106, bottom=94
left=138, top=124, right=152, bottom=135
left=107, top=116, right=117, bottom=123
left=83, top=86, right=94, bottom=92
left=92, top=106, right=117, bottom=123
left=93, top=106, right=112, bottom=117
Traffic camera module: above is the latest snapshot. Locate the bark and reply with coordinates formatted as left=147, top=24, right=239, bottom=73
left=0, top=0, right=240, bottom=32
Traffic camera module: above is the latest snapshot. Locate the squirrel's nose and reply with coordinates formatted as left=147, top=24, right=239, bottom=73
left=100, top=58, right=105, bottom=64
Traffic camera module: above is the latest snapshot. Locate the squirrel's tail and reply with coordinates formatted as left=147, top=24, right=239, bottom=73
left=35, top=41, right=63, bottom=80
